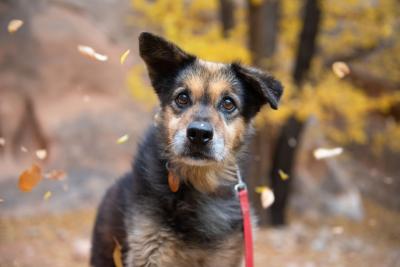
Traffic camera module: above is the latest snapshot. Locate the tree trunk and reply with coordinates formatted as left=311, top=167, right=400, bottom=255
left=219, top=0, right=235, bottom=38
left=269, top=0, right=321, bottom=226
left=246, top=0, right=281, bottom=225
left=247, top=0, right=280, bottom=68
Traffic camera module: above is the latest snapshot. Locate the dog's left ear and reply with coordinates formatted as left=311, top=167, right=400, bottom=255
left=232, top=63, right=283, bottom=113
left=139, top=32, right=196, bottom=96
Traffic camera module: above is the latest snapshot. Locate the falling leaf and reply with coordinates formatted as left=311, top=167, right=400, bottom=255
left=113, top=238, right=123, bottom=267
left=45, top=170, right=67, bottom=181
left=20, top=146, right=28, bottom=152
left=43, top=191, right=52, bottom=200
left=120, top=49, right=130, bottom=65
left=36, top=149, right=47, bottom=160
left=313, top=147, right=343, bottom=160
left=116, top=134, right=129, bottom=144
left=8, top=19, right=24, bottom=33
left=278, top=169, right=289, bottom=181
left=18, top=164, right=42, bottom=192
left=77, top=45, right=108, bottom=62
left=255, top=186, right=266, bottom=194
left=332, top=62, right=350, bottom=78
left=255, top=186, right=275, bottom=209
left=168, top=172, right=180, bottom=192
left=260, top=187, right=275, bottom=209
left=0, top=137, right=5, bottom=146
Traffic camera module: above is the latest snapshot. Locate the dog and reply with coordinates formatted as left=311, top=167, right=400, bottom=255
left=90, top=32, right=283, bottom=267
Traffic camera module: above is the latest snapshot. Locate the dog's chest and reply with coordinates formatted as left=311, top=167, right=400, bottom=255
left=125, top=213, right=243, bottom=267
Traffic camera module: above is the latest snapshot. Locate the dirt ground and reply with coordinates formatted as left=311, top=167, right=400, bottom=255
left=0, top=197, right=399, bottom=267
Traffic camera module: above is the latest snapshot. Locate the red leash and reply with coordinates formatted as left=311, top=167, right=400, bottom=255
left=235, top=170, right=254, bottom=267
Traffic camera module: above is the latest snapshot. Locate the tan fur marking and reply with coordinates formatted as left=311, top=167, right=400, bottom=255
left=163, top=107, right=179, bottom=144
left=224, top=117, right=246, bottom=152
left=208, top=79, right=231, bottom=103
left=169, top=158, right=237, bottom=193
left=185, top=75, right=204, bottom=100
left=126, top=214, right=243, bottom=267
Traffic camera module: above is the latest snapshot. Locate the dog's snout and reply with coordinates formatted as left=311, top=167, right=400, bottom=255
left=187, top=121, right=213, bottom=145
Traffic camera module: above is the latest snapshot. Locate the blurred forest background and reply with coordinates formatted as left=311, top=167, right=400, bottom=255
left=0, top=0, right=399, bottom=266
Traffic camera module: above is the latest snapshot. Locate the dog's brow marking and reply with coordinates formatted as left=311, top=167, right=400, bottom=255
left=208, top=79, right=231, bottom=104
left=185, top=75, right=204, bottom=100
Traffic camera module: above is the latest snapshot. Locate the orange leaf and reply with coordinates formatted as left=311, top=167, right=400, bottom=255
left=18, top=164, right=42, bottom=192
left=168, top=172, right=180, bottom=192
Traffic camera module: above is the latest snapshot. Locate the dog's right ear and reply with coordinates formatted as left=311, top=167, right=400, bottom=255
left=139, top=32, right=196, bottom=95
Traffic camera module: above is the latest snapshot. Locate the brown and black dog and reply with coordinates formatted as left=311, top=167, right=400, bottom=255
left=90, top=32, right=283, bottom=267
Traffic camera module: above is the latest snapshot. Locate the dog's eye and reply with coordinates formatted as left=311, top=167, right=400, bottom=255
left=221, top=97, right=236, bottom=112
left=175, top=92, right=190, bottom=107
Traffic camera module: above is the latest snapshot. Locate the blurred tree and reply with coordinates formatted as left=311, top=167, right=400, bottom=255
left=245, top=0, right=281, bottom=225
left=129, top=0, right=250, bottom=106
left=219, top=0, right=235, bottom=37
left=247, top=0, right=280, bottom=68
left=129, top=0, right=400, bottom=223
left=269, top=0, right=321, bottom=226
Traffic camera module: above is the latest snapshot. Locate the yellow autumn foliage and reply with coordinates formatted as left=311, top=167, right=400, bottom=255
left=128, top=0, right=400, bottom=152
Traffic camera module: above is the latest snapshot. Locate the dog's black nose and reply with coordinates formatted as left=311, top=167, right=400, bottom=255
left=187, top=121, right=213, bottom=145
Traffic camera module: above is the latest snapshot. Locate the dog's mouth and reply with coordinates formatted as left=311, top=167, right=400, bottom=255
left=178, top=150, right=217, bottom=166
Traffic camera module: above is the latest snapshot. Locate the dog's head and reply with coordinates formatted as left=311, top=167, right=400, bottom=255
left=139, top=32, right=283, bottom=167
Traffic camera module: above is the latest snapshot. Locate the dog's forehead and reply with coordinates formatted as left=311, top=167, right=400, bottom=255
left=177, top=59, right=239, bottom=101
left=198, top=59, right=226, bottom=72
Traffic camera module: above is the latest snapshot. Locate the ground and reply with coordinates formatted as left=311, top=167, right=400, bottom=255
left=0, top=198, right=399, bottom=267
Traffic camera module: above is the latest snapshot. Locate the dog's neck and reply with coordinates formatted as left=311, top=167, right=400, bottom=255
left=168, top=159, right=238, bottom=193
